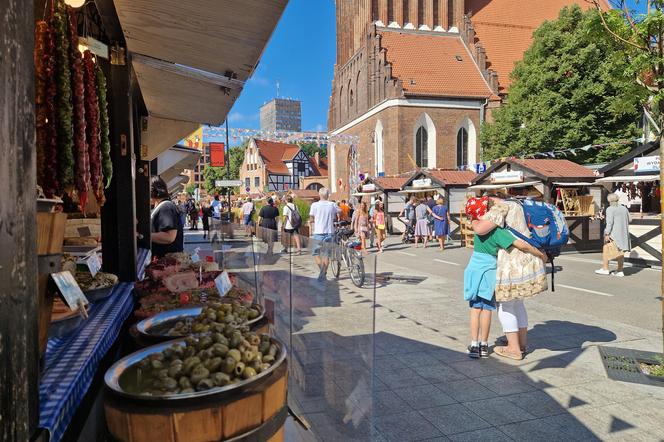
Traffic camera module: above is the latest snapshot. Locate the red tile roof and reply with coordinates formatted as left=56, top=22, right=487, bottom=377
left=310, top=157, right=329, bottom=176
left=428, top=169, right=478, bottom=186
left=466, top=0, right=608, bottom=93
left=254, top=139, right=297, bottom=174
left=511, top=159, right=595, bottom=178
left=375, top=176, right=409, bottom=190
left=281, top=146, right=300, bottom=161
left=379, top=31, right=496, bottom=99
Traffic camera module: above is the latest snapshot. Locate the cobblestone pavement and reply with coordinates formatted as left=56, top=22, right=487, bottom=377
left=186, top=230, right=664, bottom=441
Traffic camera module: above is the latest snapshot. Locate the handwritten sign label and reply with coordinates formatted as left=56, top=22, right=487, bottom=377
left=77, top=226, right=92, bottom=237
left=214, top=271, right=233, bottom=296
left=51, top=271, right=89, bottom=312
left=85, top=252, right=102, bottom=277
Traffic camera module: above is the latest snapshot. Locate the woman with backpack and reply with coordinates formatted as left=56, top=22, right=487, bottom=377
left=471, top=197, right=548, bottom=360
left=282, top=195, right=302, bottom=255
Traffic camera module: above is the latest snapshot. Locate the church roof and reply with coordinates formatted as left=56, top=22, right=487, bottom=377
left=379, top=31, right=496, bottom=99
left=466, top=0, right=608, bottom=93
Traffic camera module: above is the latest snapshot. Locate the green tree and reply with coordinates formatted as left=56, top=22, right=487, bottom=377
left=480, top=5, right=646, bottom=163
left=298, top=141, right=327, bottom=159
left=202, top=140, right=247, bottom=193
left=184, top=183, right=196, bottom=196
left=588, top=0, right=664, bottom=355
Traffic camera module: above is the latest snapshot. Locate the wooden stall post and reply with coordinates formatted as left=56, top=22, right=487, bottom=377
left=134, top=95, right=151, bottom=250
left=101, top=53, right=138, bottom=281
left=0, top=1, right=39, bottom=438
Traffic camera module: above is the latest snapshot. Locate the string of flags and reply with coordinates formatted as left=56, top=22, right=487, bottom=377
left=454, top=137, right=644, bottom=173
left=202, top=126, right=360, bottom=147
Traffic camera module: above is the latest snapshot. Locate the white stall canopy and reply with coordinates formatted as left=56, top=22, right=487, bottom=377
left=595, top=175, right=660, bottom=183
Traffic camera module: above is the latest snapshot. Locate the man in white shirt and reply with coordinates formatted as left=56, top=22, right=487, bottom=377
left=241, top=198, right=255, bottom=237
left=309, top=187, right=341, bottom=281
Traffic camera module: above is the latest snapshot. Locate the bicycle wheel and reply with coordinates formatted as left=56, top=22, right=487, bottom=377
left=348, top=249, right=365, bottom=287
left=331, top=254, right=341, bottom=278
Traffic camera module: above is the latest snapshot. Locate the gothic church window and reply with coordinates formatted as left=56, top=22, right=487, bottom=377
left=413, top=113, right=436, bottom=168
left=456, top=127, right=468, bottom=167
left=416, top=127, right=428, bottom=168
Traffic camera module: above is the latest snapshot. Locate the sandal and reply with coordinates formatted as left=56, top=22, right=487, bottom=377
left=494, top=346, right=523, bottom=361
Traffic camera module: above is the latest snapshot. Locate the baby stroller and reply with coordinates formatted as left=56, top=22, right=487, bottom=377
left=397, top=217, right=415, bottom=244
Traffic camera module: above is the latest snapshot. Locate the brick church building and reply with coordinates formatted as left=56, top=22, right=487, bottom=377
left=328, top=0, right=606, bottom=195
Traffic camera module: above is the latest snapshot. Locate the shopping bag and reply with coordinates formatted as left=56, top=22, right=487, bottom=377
left=604, top=240, right=623, bottom=260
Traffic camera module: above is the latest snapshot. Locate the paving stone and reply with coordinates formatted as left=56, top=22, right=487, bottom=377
left=463, top=397, right=536, bottom=425
left=504, top=390, right=569, bottom=418
left=448, top=428, right=513, bottom=442
left=419, top=403, right=492, bottom=436
left=537, top=413, right=603, bottom=441
left=373, top=389, right=414, bottom=416
left=395, top=351, right=443, bottom=368
left=476, top=373, right=538, bottom=396
left=558, top=384, right=619, bottom=408
left=499, top=419, right=588, bottom=442
left=373, top=356, right=409, bottom=372
left=450, top=359, right=520, bottom=379
left=434, top=379, right=499, bottom=403
left=373, top=410, right=444, bottom=442
left=375, top=367, right=430, bottom=388
left=413, top=364, right=468, bottom=383
left=392, top=384, right=457, bottom=410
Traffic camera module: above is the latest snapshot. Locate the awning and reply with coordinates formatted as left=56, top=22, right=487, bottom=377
left=468, top=181, right=541, bottom=190
left=553, top=181, right=598, bottom=187
left=113, top=0, right=288, bottom=125
left=352, top=191, right=381, bottom=197
left=156, top=146, right=201, bottom=192
left=398, top=187, right=444, bottom=194
left=595, top=175, right=660, bottom=183
left=166, top=175, right=190, bottom=195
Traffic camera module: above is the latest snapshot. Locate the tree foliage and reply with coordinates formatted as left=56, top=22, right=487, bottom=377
left=202, top=139, right=247, bottom=193
left=480, top=5, right=646, bottom=162
left=298, top=141, right=327, bottom=159
left=184, top=183, right=196, bottom=196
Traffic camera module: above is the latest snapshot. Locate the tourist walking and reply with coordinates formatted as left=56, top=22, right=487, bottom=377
left=258, top=198, right=279, bottom=255
left=308, top=187, right=341, bottom=281
left=241, top=198, right=255, bottom=237
left=398, top=196, right=417, bottom=242
left=596, top=192, right=631, bottom=277
left=432, top=197, right=451, bottom=251
left=353, top=201, right=370, bottom=251
left=282, top=195, right=302, bottom=254
left=201, top=202, right=212, bottom=239
left=188, top=202, right=199, bottom=230
left=414, top=199, right=435, bottom=248
left=372, top=201, right=386, bottom=252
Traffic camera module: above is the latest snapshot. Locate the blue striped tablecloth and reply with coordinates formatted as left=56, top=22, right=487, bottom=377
left=39, top=249, right=149, bottom=441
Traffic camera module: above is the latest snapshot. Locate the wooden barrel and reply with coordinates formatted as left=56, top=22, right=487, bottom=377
left=105, top=361, right=288, bottom=442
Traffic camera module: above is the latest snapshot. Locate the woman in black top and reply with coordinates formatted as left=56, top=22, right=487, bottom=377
left=258, top=198, right=279, bottom=255
left=201, top=201, right=212, bottom=239
left=150, top=176, right=184, bottom=258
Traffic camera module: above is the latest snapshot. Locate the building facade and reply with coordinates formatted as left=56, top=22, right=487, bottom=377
left=328, top=0, right=605, bottom=195
left=239, top=139, right=328, bottom=194
left=260, top=98, right=302, bottom=132
left=183, top=143, right=210, bottom=191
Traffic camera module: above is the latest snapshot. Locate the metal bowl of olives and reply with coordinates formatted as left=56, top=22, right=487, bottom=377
left=104, top=332, right=286, bottom=400
left=135, top=300, right=264, bottom=340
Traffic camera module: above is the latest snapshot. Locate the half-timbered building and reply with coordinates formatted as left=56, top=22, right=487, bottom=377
left=239, top=139, right=328, bottom=194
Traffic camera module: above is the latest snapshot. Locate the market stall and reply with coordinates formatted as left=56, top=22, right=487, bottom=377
left=399, top=170, right=477, bottom=239
left=2, top=0, right=289, bottom=440
left=597, top=141, right=661, bottom=266
left=470, top=159, right=602, bottom=252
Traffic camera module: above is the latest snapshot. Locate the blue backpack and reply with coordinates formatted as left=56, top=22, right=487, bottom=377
left=508, top=199, right=569, bottom=291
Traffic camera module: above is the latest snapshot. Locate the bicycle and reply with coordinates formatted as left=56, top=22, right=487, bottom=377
left=328, top=221, right=365, bottom=288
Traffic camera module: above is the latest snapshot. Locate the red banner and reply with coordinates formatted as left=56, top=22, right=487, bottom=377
left=210, top=142, right=225, bottom=167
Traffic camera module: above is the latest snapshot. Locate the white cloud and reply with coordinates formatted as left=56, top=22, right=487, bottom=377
left=247, top=75, right=270, bottom=87
left=315, top=123, right=326, bottom=132
left=228, top=112, right=259, bottom=123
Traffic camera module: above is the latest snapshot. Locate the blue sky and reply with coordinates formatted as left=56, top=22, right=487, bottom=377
left=221, top=0, right=336, bottom=134
left=209, top=0, right=646, bottom=142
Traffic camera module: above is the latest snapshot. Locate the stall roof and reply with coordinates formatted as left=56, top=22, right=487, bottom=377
left=473, top=159, right=596, bottom=184
left=469, top=180, right=541, bottom=190
left=402, top=169, right=477, bottom=189
left=553, top=181, right=601, bottom=187
left=112, top=0, right=288, bottom=125
left=598, top=140, right=659, bottom=175
left=374, top=176, right=410, bottom=191
left=596, top=175, right=659, bottom=183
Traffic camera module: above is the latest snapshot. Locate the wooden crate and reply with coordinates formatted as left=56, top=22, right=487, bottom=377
left=459, top=211, right=474, bottom=249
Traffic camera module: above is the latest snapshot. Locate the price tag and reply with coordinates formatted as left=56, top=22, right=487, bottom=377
left=85, top=252, right=102, bottom=277
left=191, top=247, right=201, bottom=263
left=51, top=271, right=89, bottom=312
left=77, top=226, right=92, bottom=237
left=214, top=271, right=233, bottom=296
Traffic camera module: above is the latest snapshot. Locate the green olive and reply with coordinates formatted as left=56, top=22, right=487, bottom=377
left=158, top=369, right=170, bottom=379
left=206, top=311, right=217, bottom=321
left=242, top=366, right=257, bottom=379
left=179, top=376, right=192, bottom=389
left=212, top=372, right=231, bottom=387
left=198, top=336, right=213, bottom=349
left=248, top=309, right=259, bottom=319
left=227, top=349, right=241, bottom=362
left=206, top=357, right=223, bottom=372
left=211, top=333, right=227, bottom=345
left=180, top=387, right=194, bottom=394
left=242, top=350, right=255, bottom=364
left=182, top=356, right=201, bottom=374
left=260, top=363, right=270, bottom=373
left=211, top=343, right=229, bottom=357
left=259, top=342, right=270, bottom=354
left=234, top=362, right=245, bottom=377
left=163, top=377, right=178, bottom=391
left=223, top=314, right=236, bottom=324
left=212, top=323, right=225, bottom=334
left=247, top=334, right=261, bottom=346
left=190, top=365, right=210, bottom=385
left=262, top=355, right=275, bottom=364
left=230, top=334, right=242, bottom=349
left=150, top=360, right=163, bottom=370
left=222, top=356, right=236, bottom=374
left=268, top=344, right=278, bottom=357
left=196, top=378, right=215, bottom=391
left=168, top=363, right=183, bottom=378
left=192, top=323, right=205, bottom=333
left=184, top=336, right=197, bottom=347
left=148, top=353, right=164, bottom=362
left=260, top=334, right=270, bottom=343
